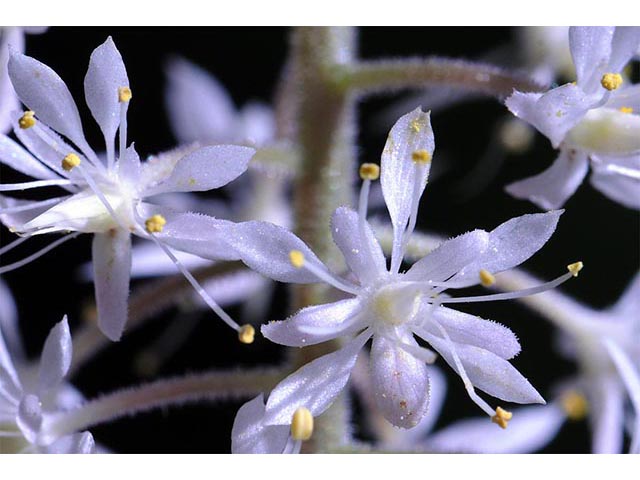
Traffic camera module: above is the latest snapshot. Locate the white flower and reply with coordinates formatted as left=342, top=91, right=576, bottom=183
left=0, top=38, right=256, bottom=341
left=228, top=108, right=578, bottom=438
left=0, top=309, right=94, bottom=453
left=506, top=26, right=640, bottom=210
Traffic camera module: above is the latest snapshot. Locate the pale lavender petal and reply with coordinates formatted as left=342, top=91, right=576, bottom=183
left=84, top=37, right=129, bottom=145
left=506, top=150, right=589, bottom=210
left=117, top=144, right=141, bottom=185
left=128, top=242, right=209, bottom=278
left=0, top=133, right=59, bottom=180
left=262, top=298, right=364, bottom=347
left=264, top=330, right=371, bottom=425
left=238, top=102, right=276, bottom=146
left=605, top=84, right=640, bottom=111
left=0, top=288, right=21, bottom=399
left=449, top=210, right=563, bottom=288
left=380, top=108, right=434, bottom=240
left=0, top=277, right=25, bottom=362
left=330, top=206, right=386, bottom=282
left=0, top=29, right=23, bottom=134
left=608, top=27, right=640, bottom=73
left=590, top=376, right=625, bottom=453
left=0, top=194, right=67, bottom=233
left=45, top=431, right=95, bottom=454
left=228, top=221, right=328, bottom=283
left=609, top=272, right=640, bottom=318
left=231, top=394, right=290, bottom=454
left=569, top=26, right=614, bottom=89
left=164, top=57, right=236, bottom=144
left=424, top=333, right=544, bottom=404
left=8, top=50, right=86, bottom=148
left=505, top=85, right=595, bottom=148
left=37, top=316, right=72, bottom=392
left=145, top=145, right=254, bottom=195
left=16, top=394, right=42, bottom=443
left=370, top=334, right=430, bottom=428
left=405, top=230, right=489, bottom=282
left=425, top=404, right=565, bottom=453
left=417, top=306, right=521, bottom=360
left=590, top=162, right=640, bottom=210
left=92, top=229, right=131, bottom=341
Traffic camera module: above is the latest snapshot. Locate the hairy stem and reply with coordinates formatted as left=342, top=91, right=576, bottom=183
left=340, top=57, right=546, bottom=98
left=45, top=367, right=284, bottom=440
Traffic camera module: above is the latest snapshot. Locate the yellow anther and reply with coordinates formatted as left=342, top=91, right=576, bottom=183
left=567, top=261, right=584, bottom=277
left=18, top=111, right=36, bottom=129
left=491, top=406, right=513, bottom=429
left=289, top=250, right=305, bottom=269
left=411, top=149, right=432, bottom=164
left=359, top=163, right=380, bottom=181
left=601, top=73, right=623, bottom=91
left=238, top=324, right=255, bottom=344
left=144, top=214, right=167, bottom=234
left=61, top=153, right=81, bottom=172
left=409, top=119, right=422, bottom=133
left=291, top=407, right=314, bottom=441
left=479, top=269, right=496, bottom=287
left=619, top=106, right=633, bottom=114
left=118, top=86, right=132, bottom=103
left=560, top=390, right=588, bottom=421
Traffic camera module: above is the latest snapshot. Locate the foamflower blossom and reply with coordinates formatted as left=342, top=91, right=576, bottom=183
left=228, top=108, right=580, bottom=438
left=0, top=313, right=94, bottom=453
left=0, top=37, right=256, bottom=341
left=506, top=26, right=640, bottom=210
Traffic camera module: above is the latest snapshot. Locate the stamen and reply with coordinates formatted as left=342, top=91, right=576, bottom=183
left=359, top=163, right=380, bottom=181
left=0, top=233, right=80, bottom=274
left=238, top=324, right=255, bottom=344
left=0, top=235, right=30, bottom=257
left=411, top=149, right=432, bottom=164
left=18, top=111, right=36, bottom=129
left=619, top=107, right=634, bottom=114
left=560, top=390, right=588, bottom=421
left=118, top=87, right=132, bottom=103
left=479, top=269, right=496, bottom=287
left=0, top=197, right=62, bottom=215
left=61, top=153, right=82, bottom=172
left=437, top=264, right=583, bottom=304
left=291, top=407, right=314, bottom=441
left=601, top=73, right=623, bottom=91
left=396, top=338, right=438, bottom=364
left=491, top=406, right=513, bottom=429
left=144, top=214, right=167, bottom=234
left=288, top=250, right=360, bottom=295
left=357, top=164, right=381, bottom=274
left=0, top=178, right=73, bottom=192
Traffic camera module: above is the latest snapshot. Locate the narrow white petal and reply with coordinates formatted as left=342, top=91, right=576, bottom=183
left=590, top=162, right=640, bottom=210
left=0, top=134, right=59, bottom=180
left=0, top=277, right=25, bottom=362
left=118, top=144, right=141, bottom=185
left=425, top=404, right=565, bottom=453
left=262, top=298, right=364, bottom=347
left=330, top=206, right=386, bottom=282
left=92, top=229, right=131, bottom=341
left=238, top=102, right=276, bottom=146
left=37, top=316, right=72, bottom=392
left=608, top=27, right=640, bottom=73
left=264, top=330, right=371, bottom=425
left=590, top=376, right=625, bottom=453
left=231, top=394, right=290, bottom=454
left=569, top=26, right=614, bottom=90
left=609, top=272, right=640, bottom=318
left=145, top=145, right=254, bottom=195
left=370, top=334, right=430, bottom=428
left=506, top=149, right=589, bottom=210
left=84, top=37, right=129, bottom=145
left=16, top=394, right=43, bottom=443
left=0, top=194, right=68, bottom=234
left=45, top=431, right=95, bottom=454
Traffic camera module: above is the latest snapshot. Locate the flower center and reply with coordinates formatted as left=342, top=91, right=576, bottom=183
left=371, top=283, right=421, bottom=327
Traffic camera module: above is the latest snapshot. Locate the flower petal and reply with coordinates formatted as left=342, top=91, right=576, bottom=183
left=92, top=229, right=131, bottom=341
left=425, top=404, right=565, bottom=453
left=589, top=375, right=625, bottom=453
left=0, top=133, right=59, bottom=180
left=238, top=102, right=276, bottom=146
left=145, top=145, right=254, bottom=195
left=228, top=220, right=328, bottom=283
left=264, top=330, right=371, bottom=425
left=505, top=84, right=595, bottom=148
left=262, top=298, right=364, bottom=347
left=608, top=27, right=640, bottom=74
left=330, top=206, right=386, bottom=282
left=164, top=56, right=236, bottom=144
left=448, top=210, right=563, bottom=288
left=17, top=394, right=43, bottom=443
left=231, top=394, right=290, bottom=454
left=405, top=230, right=489, bottom=282
left=0, top=194, right=67, bottom=234
left=380, top=108, right=434, bottom=243
left=370, top=334, right=430, bottom=428
left=506, top=150, right=589, bottom=210
left=424, top=332, right=544, bottom=404
left=590, top=160, right=640, bottom=210
left=569, top=26, right=614, bottom=90
left=84, top=37, right=129, bottom=145
left=8, top=50, right=86, bottom=148
left=610, top=272, right=640, bottom=318
left=45, top=431, right=95, bottom=454
left=37, top=316, right=72, bottom=392
left=417, top=306, right=521, bottom=360
left=0, top=277, right=25, bottom=363
left=117, top=144, right=141, bottom=185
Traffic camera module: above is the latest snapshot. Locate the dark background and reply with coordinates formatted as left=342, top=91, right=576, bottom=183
left=1, top=27, right=638, bottom=453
